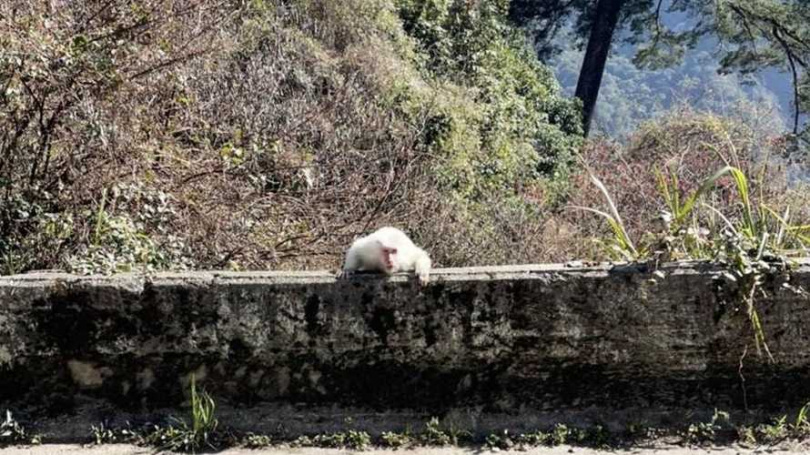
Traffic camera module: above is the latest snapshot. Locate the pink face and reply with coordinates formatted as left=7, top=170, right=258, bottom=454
left=377, top=241, right=397, bottom=271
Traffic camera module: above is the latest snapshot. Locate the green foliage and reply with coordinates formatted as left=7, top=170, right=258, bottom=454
left=514, top=430, right=549, bottom=446
left=571, top=170, right=639, bottom=261
left=796, top=402, right=810, bottom=432
left=0, top=191, right=72, bottom=275
left=189, top=375, right=218, bottom=447
left=67, top=184, right=191, bottom=275
left=727, top=406, right=810, bottom=445
left=486, top=425, right=610, bottom=450
left=513, top=0, right=810, bottom=144
left=657, top=165, right=739, bottom=232
left=0, top=0, right=220, bottom=275
left=567, top=426, right=588, bottom=444
left=345, top=430, right=373, bottom=450
left=398, top=0, right=509, bottom=78
left=142, top=374, right=219, bottom=453
left=485, top=429, right=515, bottom=450
left=0, top=182, right=191, bottom=276
left=379, top=430, right=414, bottom=448
left=685, top=409, right=731, bottom=444
left=394, top=0, right=582, bottom=201
left=737, top=425, right=758, bottom=446
left=90, top=423, right=117, bottom=445
left=90, top=422, right=137, bottom=445
left=310, top=431, right=371, bottom=450
left=0, top=410, right=30, bottom=446
left=243, top=433, right=272, bottom=448
left=580, top=159, right=810, bottom=357
left=419, top=417, right=455, bottom=446
left=549, top=423, right=568, bottom=446
left=754, top=415, right=788, bottom=443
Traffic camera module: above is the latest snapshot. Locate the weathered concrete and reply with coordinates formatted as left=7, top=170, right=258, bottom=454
left=1, top=261, right=810, bottom=431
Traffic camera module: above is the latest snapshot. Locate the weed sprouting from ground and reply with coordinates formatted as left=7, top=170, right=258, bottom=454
left=188, top=375, right=218, bottom=448
left=684, top=409, right=732, bottom=445
left=307, top=431, right=372, bottom=450
left=416, top=417, right=472, bottom=446
left=90, top=422, right=121, bottom=445
left=419, top=417, right=453, bottom=446
left=243, top=433, right=272, bottom=448
left=6, top=411, right=810, bottom=451
left=795, top=402, right=810, bottom=433
left=484, top=424, right=613, bottom=450
left=485, top=429, right=515, bottom=450
left=140, top=374, right=219, bottom=453
left=550, top=423, right=569, bottom=445
left=88, top=421, right=140, bottom=445
left=755, top=415, right=789, bottom=443
left=515, top=430, right=550, bottom=446
left=345, top=431, right=373, bottom=450
left=737, top=425, right=758, bottom=446
left=379, top=430, right=413, bottom=448
left=680, top=407, right=810, bottom=447
left=0, top=410, right=34, bottom=446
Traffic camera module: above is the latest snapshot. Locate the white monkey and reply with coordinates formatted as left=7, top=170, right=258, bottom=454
left=340, top=227, right=432, bottom=285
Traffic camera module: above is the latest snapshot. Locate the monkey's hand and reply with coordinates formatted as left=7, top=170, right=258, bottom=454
left=336, top=269, right=356, bottom=281
left=414, top=253, right=431, bottom=287
left=416, top=271, right=430, bottom=287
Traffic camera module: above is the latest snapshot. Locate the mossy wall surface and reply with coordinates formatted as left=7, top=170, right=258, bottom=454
left=1, top=262, right=809, bottom=417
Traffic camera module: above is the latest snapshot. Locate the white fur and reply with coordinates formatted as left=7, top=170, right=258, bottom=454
left=342, top=227, right=432, bottom=285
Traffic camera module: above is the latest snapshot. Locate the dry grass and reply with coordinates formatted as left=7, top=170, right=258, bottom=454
left=1, top=1, right=805, bottom=274
left=548, top=108, right=805, bottom=262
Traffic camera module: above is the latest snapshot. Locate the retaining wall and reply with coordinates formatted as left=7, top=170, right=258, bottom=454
left=1, top=261, right=810, bottom=428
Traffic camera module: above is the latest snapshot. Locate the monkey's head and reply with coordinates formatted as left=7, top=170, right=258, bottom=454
left=374, top=240, right=397, bottom=273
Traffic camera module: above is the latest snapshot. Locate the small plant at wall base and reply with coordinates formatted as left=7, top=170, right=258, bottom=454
left=514, top=430, right=550, bottom=446
left=795, top=402, right=810, bottom=433
left=379, top=430, right=414, bottom=448
left=550, top=423, right=569, bottom=446
left=684, top=409, right=732, bottom=445
left=485, top=429, right=515, bottom=450
left=189, top=375, right=218, bottom=449
left=243, top=433, right=272, bottom=448
left=1, top=410, right=29, bottom=446
left=304, top=431, right=372, bottom=450
left=419, top=417, right=451, bottom=446
left=141, top=374, right=219, bottom=453
left=90, top=422, right=119, bottom=445
left=0, top=410, right=40, bottom=446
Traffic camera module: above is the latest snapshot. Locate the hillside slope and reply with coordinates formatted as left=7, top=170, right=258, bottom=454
left=0, top=0, right=582, bottom=274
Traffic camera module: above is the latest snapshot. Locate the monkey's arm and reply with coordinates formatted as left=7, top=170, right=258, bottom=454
left=413, top=248, right=432, bottom=286
left=337, top=245, right=362, bottom=280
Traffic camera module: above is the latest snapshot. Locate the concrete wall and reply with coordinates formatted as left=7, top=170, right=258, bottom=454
left=1, top=261, right=809, bottom=420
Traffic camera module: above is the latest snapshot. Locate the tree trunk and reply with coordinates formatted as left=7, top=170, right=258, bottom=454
left=574, top=0, right=626, bottom=136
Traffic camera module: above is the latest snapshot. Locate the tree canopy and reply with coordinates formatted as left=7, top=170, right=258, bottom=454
left=510, top=0, right=810, bottom=145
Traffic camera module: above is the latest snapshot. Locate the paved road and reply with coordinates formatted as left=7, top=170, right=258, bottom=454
left=0, top=445, right=804, bottom=454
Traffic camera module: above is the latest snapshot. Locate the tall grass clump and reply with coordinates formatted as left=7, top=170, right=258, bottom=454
left=142, top=374, right=218, bottom=453
left=577, top=154, right=808, bottom=359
